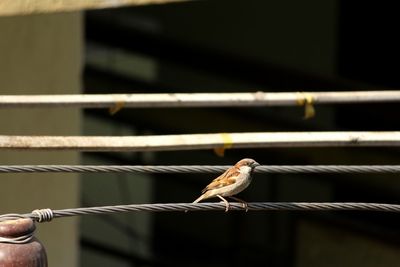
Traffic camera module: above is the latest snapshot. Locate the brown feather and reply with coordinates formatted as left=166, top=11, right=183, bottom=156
left=201, top=166, right=240, bottom=193
left=193, top=158, right=259, bottom=204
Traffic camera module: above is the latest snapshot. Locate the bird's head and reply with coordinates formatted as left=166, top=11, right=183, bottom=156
left=235, top=158, right=260, bottom=169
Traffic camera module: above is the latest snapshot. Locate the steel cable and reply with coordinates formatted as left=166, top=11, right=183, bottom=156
left=2, top=202, right=399, bottom=244
left=2, top=165, right=400, bottom=174
left=23, top=202, right=400, bottom=222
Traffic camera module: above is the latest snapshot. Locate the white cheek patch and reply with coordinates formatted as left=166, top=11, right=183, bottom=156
left=239, top=166, right=252, bottom=174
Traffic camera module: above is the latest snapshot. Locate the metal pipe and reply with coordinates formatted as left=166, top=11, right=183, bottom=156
left=1, top=131, right=400, bottom=151
left=1, top=91, right=400, bottom=108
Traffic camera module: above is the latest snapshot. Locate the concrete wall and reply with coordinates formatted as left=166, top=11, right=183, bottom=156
left=0, top=12, right=82, bottom=267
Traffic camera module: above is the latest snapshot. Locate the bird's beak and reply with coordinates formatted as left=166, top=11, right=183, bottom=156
left=253, top=162, right=260, bottom=167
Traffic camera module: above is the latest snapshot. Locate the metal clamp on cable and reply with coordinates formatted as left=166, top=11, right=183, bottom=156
left=32, top=209, right=54, bottom=223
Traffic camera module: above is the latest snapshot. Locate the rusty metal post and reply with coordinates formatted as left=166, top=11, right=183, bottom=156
left=0, top=218, right=47, bottom=266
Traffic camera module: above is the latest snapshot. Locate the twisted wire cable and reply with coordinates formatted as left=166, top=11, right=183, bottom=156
left=0, top=233, right=34, bottom=244
left=2, top=165, right=400, bottom=174
left=2, top=202, right=399, bottom=244
left=20, top=202, right=400, bottom=222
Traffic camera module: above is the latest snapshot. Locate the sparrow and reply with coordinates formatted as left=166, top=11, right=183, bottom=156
left=192, top=158, right=259, bottom=212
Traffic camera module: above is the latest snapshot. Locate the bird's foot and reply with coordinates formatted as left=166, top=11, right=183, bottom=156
left=228, top=196, right=249, bottom=212
left=242, top=202, right=249, bottom=212
left=217, top=195, right=230, bottom=212
left=224, top=201, right=230, bottom=212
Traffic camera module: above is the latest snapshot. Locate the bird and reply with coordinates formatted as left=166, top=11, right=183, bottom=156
left=192, top=158, right=259, bottom=212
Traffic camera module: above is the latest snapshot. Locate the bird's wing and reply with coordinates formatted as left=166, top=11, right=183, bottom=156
left=201, top=166, right=240, bottom=193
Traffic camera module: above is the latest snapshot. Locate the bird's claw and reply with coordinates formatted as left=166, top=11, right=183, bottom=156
left=242, top=202, right=249, bottom=212
left=220, top=201, right=230, bottom=212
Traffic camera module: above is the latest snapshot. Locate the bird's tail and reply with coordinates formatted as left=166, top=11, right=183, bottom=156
left=193, top=194, right=206, bottom=203
left=185, top=194, right=207, bottom=213
left=186, top=193, right=210, bottom=213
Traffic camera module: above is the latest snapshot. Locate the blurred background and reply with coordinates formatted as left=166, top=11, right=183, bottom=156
left=1, top=0, right=400, bottom=266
